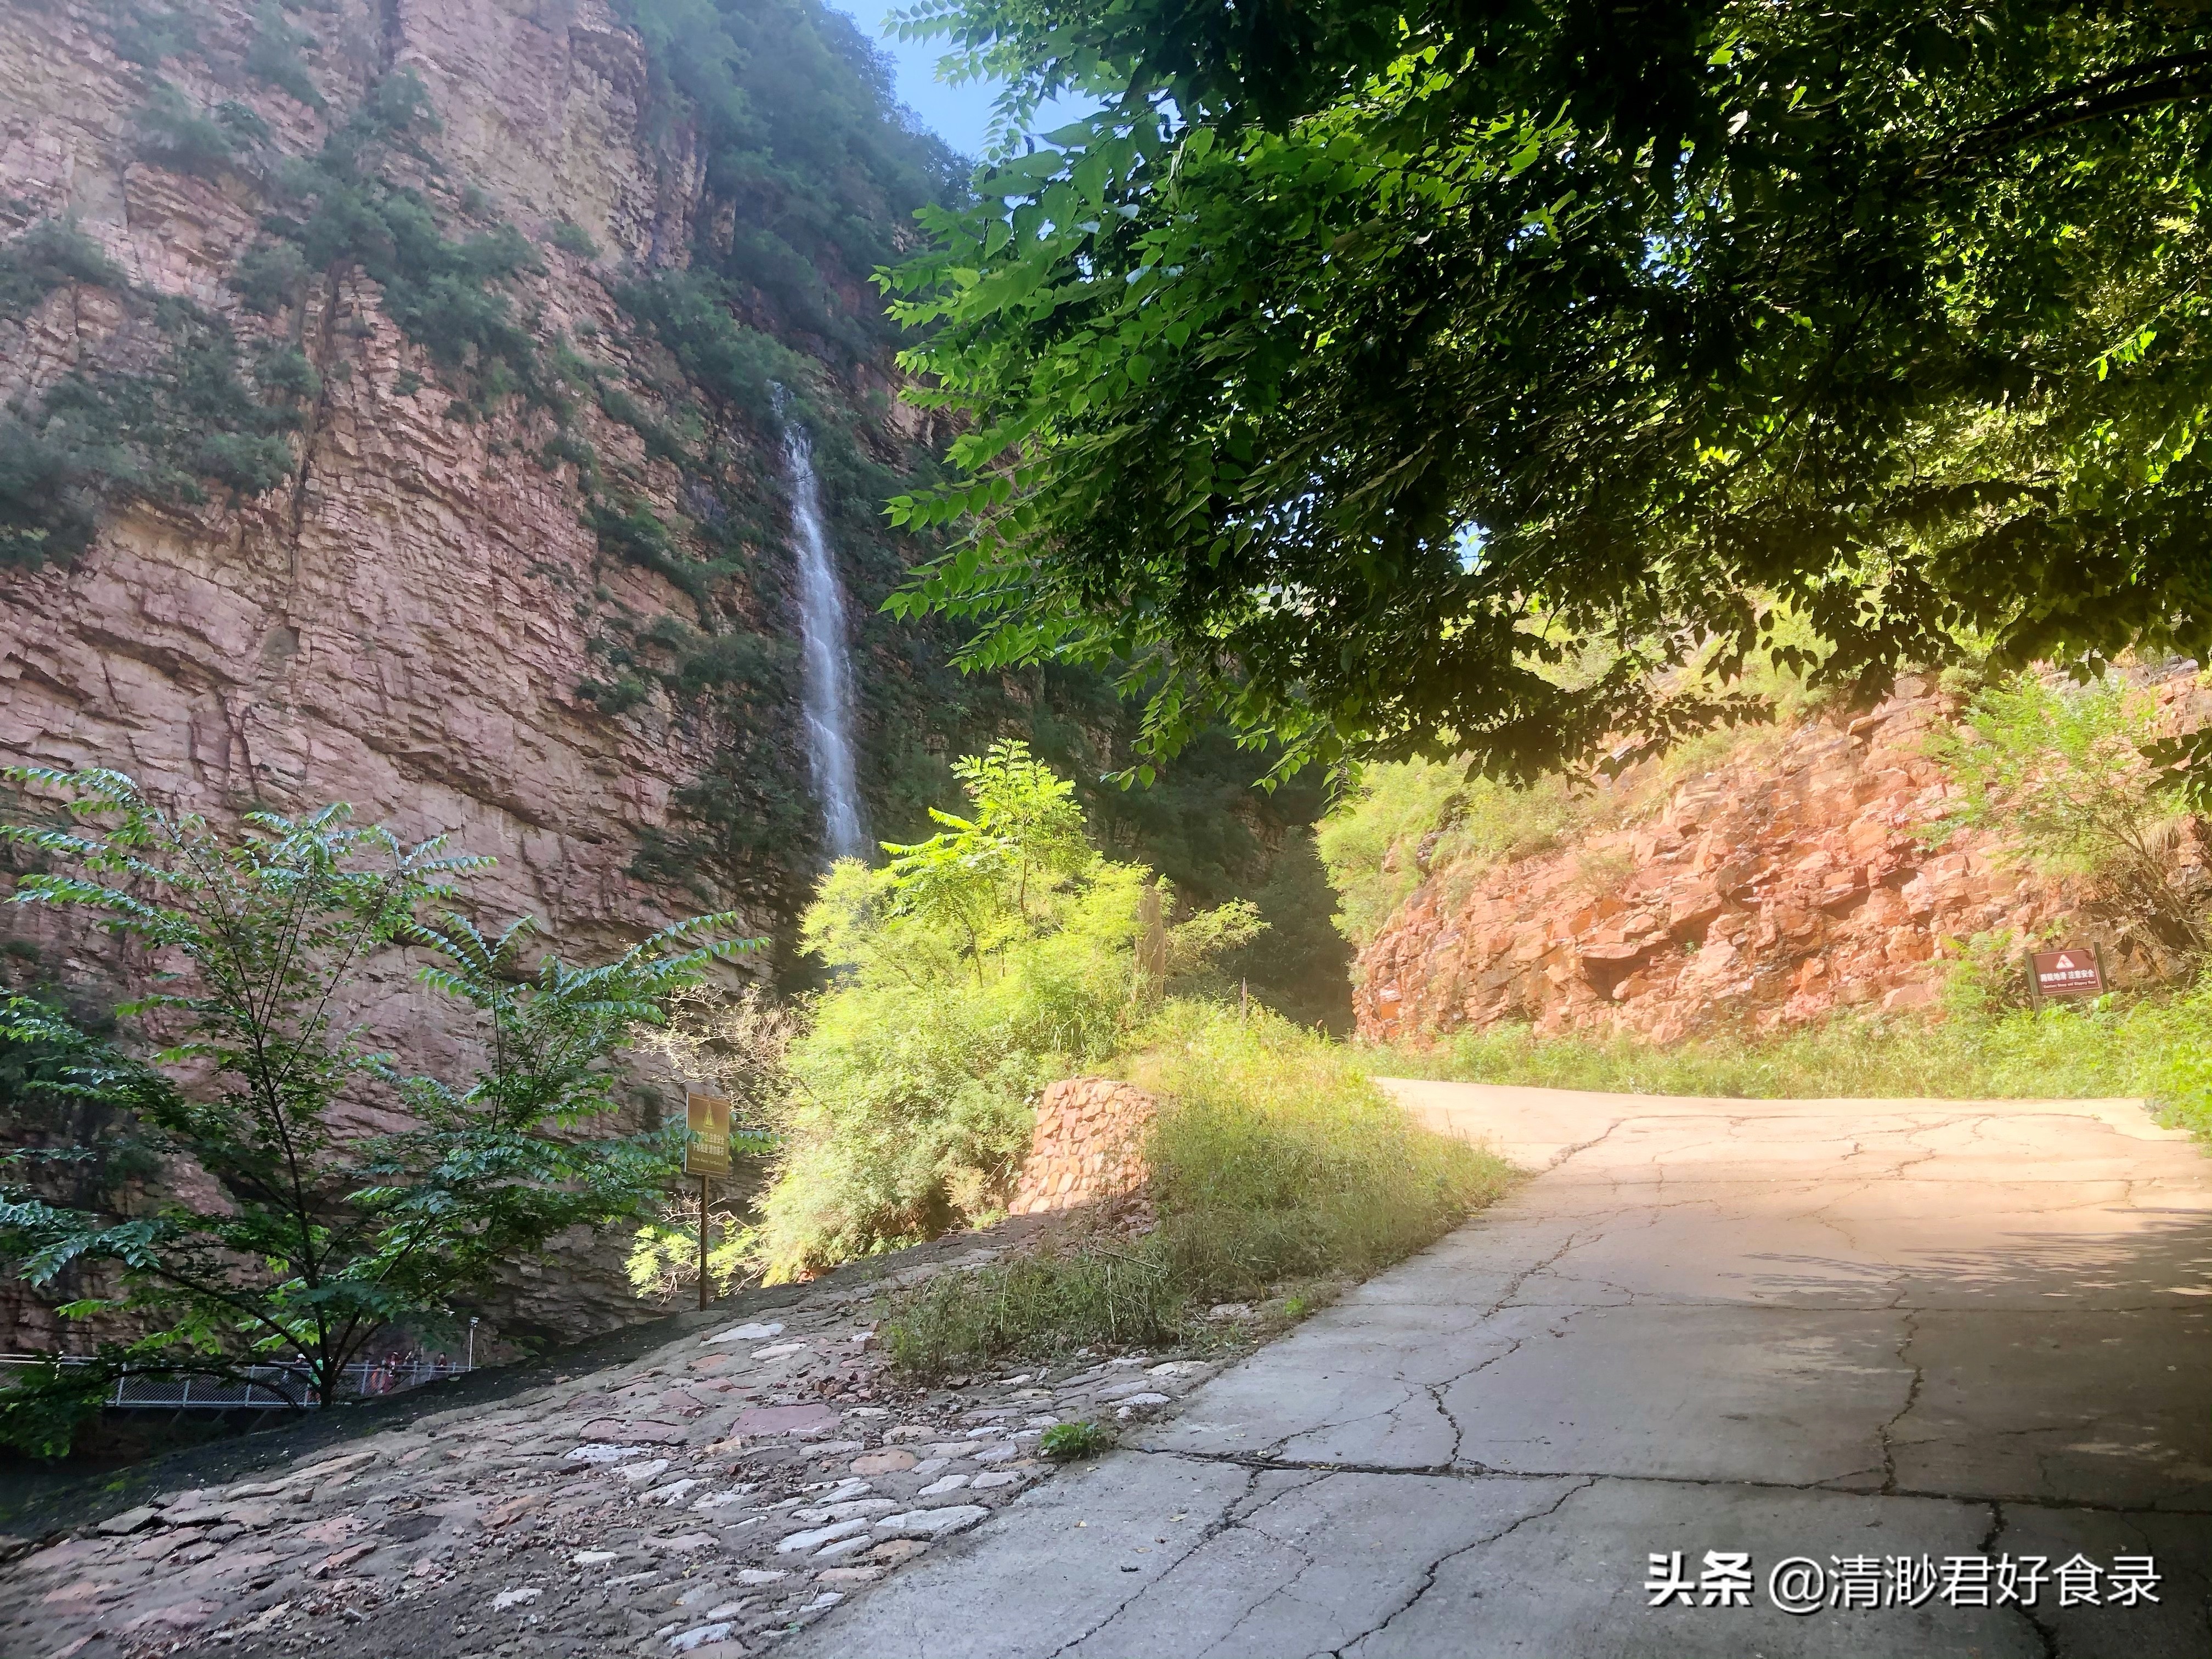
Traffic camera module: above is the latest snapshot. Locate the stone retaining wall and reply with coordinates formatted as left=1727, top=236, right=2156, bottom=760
left=1009, top=1077, right=1158, bottom=1215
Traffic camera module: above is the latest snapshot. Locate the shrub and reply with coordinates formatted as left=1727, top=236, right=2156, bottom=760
left=614, top=268, right=811, bottom=427
left=1924, top=673, right=2205, bottom=973
left=0, top=222, right=122, bottom=322
left=1316, top=758, right=1583, bottom=949
left=758, top=882, right=1141, bottom=1276
left=263, top=76, right=545, bottom=407
left=0, top=300, right=297, bottom=567
left=756, top=745, right=1262, bottom=1280
left=229, top=240, right=310, bottom=317
left=134, top=81, right=237, bottom=177
left=254, top=345, right=323, bottom=402
left=246, top=0, right=324, bottom=110
left=193, top=429, right=296, bottom=493
left=551, top=219, right=601, bottom=259
left=0, top=768, right=755, bottom=1446
left=110, top=3, right=198, bottom=69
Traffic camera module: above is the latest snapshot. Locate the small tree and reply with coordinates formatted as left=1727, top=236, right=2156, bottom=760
left=762, top=746, right=1263, bottom=1278
left=1926, top=676, right=2207, bottom=973
left=0, top=768, right=753, bottom=1442
left=876, top=739, right=1093, bottom=980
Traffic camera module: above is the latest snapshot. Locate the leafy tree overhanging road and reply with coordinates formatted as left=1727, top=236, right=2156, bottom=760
left=886, top=0, right=2212, bottom=783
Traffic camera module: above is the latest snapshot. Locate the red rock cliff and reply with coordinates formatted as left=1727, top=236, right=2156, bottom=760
left=0, top=0, right=904, bottom=1346
left=1354, top=674, right=2210, bottom=1047
left=2, top=0, right=720, bottom=962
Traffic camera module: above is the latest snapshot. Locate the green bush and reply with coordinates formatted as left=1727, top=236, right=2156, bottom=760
left=264, top=74, right=544, bottom=407
left=614, top=267, right=811, bottom=427
left=229, top=240, right=309, bottom=317
left=551, top=219, right=601, bottom=259
left=1925, top=673, right=2204, bottom=971
left=1316, top=758, right=1584, bottom=949
left=245, top=0, right=324, bottom=110
left=134, top=81, right=242, bottom=177
left=0, top=297, right=297, bottom=567
left=254, top=345, right=323, bottom=402
left=0, top=222, right=122, bottom=322
left=757, top=744, right=1261, bottom=1279
left=110, top=3, right=198, bottom=69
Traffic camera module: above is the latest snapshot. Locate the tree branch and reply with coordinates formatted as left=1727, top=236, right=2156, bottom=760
left=1943, top=49, right=2212, bottom=167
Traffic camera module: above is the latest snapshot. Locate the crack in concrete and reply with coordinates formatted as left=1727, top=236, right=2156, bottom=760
left=1988, top=1500, right=2062, bottom=1659
left=1245, top=1231, right=1589, bottom=1463
left=1040, top=1463, right=1264, bottom=1659
left=1184, top=1519, right=1323, bottom=1659
left=1878, top=1306, right=1925, bottom=1496
left=1119, top=1446, right=2212, bottom=1516
left=1324, top=1476, right=1597, bottom=1658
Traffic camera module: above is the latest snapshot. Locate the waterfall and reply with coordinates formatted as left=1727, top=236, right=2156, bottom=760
left=776, top=397, right=870, bottom=863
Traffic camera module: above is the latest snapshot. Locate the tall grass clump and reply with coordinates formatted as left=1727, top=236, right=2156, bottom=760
left=1134, top=1003, right=1512, bottom=1288
left=1316, top=759, right=1582, bottom=949
left=881, top=1003, right=1515, bottom=1378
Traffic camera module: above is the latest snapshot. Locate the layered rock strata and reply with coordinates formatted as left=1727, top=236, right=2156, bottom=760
left=1355, top=673, right=2212, bottom=1046
left=1, top=0, right=715, bottom=964
left=0, top=0, right=768, bottom=1349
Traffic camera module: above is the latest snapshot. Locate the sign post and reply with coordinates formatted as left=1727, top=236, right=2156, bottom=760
left=685, top=1092, right=733, bottom=1311
left=2027, top=946, right=2107, bottom=1007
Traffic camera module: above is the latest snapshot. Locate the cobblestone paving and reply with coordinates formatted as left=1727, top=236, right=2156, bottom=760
left=0, top=1248, right=1226, bottom=1659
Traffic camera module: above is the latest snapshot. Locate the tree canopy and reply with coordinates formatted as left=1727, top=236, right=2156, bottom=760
left=883, top=0, right=2212, bottom=780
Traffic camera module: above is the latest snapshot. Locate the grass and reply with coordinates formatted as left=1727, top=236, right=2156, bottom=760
left=878, top=1002, right=1517, bottom=1379
left=1366, top=989, right=2212, bottom=1142
left=1039, top=1420, right=1112, bottom=1460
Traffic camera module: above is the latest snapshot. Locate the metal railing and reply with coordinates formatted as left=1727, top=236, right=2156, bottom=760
left=0, top=1354, right=472, bottom=1410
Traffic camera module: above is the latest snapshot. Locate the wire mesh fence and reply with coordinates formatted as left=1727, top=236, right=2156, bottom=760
left=0, top=1354, right=472, bottom=1410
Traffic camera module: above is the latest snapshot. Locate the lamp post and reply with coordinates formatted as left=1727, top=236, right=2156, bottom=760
left=466, top=1317, right=479, bottom=1371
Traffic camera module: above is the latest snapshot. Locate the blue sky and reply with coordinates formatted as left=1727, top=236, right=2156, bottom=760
left=861, top=8, right=1005, bottom=159
left=855, top=6, right=1092, bottom=159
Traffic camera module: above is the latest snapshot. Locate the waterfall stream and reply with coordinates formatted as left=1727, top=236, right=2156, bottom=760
left=776, top=400, right=871, bottom=862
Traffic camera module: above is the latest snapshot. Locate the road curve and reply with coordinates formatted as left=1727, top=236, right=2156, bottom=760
left=784, top=1081, right=2210, bottom=1658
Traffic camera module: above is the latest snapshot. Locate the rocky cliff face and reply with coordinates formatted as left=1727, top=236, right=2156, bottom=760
left=3, top=0, right=728, bottom=957
left=1355, top=673, right=2211, bottom=1048
left=0, top=0, right=948, bottom=1348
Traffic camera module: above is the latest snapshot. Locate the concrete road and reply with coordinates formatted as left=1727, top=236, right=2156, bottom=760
left=787, top=1084, right=2212, bottom=1658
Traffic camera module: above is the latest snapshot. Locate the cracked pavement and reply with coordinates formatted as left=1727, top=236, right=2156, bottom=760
left=782, top=1082, right=2212, bottom=1658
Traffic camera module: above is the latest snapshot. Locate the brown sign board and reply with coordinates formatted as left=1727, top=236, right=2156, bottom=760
left=2030, top=948, right=2106, bottom=1000
left=685, top=1092, right=732, bottom=1177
